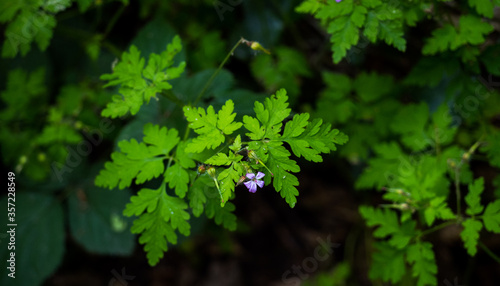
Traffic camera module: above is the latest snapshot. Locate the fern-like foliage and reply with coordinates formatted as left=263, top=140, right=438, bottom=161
left=423, top=15, right=493, bottom=56
left=243, top=89, right=348, bottom=207
left=358, top=103, right=500, bottom=285
left=296, top=0, right=407, bottom=63
left=123, top=185, right=190, bottom=265
left=183, top=99, right=242, bottom=153
left=95, top=123, right=180, bottom=190
left=97, top=78, right=347, bottom=265
left=0, top=0, right=67, bottom=57
left=100, top=36, right=186, bottom=118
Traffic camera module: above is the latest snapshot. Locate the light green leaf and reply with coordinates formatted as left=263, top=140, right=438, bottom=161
left=369, top=242, right=406, bottom=283
left=96, top=124, right=179, bottom=189
left=460, top=219, right=483, bottom=256
left=406, top=242, right=437, bottom=286
left=184, top=100, right=242, bottom=153
left=164, top=164, right=189, bottom=198
left=424, top=196, right=456, bottom=226
left=468, top=0, right=495, bottom=18
left=124, top=185, right=190, bottom=266
left=206, top=198, right=237, bottom=230
left=482, top=200, right=500, bottom=233
left=218, top=163, right=244, bottom=206
left=100, top=36, right=185, bottom=118
left=188, top=175, right=211, bottom=217
left=360, top=206, right=415, bottom=249
left=217, top=99, right=243, bottom=134
left=465, top=177, right=485, bottom=216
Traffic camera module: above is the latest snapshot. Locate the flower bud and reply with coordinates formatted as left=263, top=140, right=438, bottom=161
left=250, top=41, right=271, bottom=54
left=236, top=175, right=247, bottom=186
left=197, top=164, right=206, bottom=174
left=248, top=150, right=258, bottom=161
left=206, top=166, right=217, bottom=178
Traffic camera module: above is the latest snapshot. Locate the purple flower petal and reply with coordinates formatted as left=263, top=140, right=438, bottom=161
left=244, top=181, right=257, bottom=193
left=256, top=180, right=264, bottom=188
left=243, top=172, right=266, bottom=193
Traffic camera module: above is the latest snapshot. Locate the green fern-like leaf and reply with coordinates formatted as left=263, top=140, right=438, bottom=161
left=187, top=175, right=210, bottom=217
left=0, top=68, right=47, bottom=121
left=355, top=142, right=405, bottom=189
left=266, top=143, right=301, bottom=208
left=360, top=206, right=416, bottom=249
left=465, top=177, right=485, bottom=216
left=100, top=36, right=186, bottom=118
left=423, top=15, right=493, bottom=56
left=296, top=0, right=406, bottom=63
left=123, top=185, right=190, bottom=266
left=369, top=241, right=406, bottom=284
left=205, top=195, right=237, bottom=230
left=164, top=164, right=190, bottom=198
left=482, top=200, right=500, bottom=233
left=183, top=99, right=242, bottom=153
left=243, top=89, right=347, bottom=207
left=460, top=218, right=483, bottom=256
left=406, top=242, right=438, bottom=286
left=217, top=162, right=244, bottom=205
left=0, top=0, right=71, bottom=58
left=95, top=123, right=179, bottom=189
left=245, top=89, right=291, bottom=140
left=424, top=196, right=456, bottom=226
left=282, top=115, right=348, bottom=162
left=483, top=133, right=500, bottom=168
left=468, top=0, right=495, bottom=18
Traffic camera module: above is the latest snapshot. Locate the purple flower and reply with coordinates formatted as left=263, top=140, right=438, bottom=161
left=336, top=0, right=341, bottom=2
left=244, top=172, right=265, bottom=193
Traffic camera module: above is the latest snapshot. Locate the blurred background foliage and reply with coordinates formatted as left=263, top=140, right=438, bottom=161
left=0, top=0, right=500, bottom=285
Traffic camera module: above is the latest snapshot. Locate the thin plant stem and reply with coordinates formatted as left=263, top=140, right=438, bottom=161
left=183, top=38, right=245, bottom=141
left=479, top=241, right=500, bottom=264
left=160, top=90, right=184, bottom=109
left=453, top=138, right=484, bottom=216
left=420, top=221, right=456, bottom=237
left=193, top=38, right=244, bottom=105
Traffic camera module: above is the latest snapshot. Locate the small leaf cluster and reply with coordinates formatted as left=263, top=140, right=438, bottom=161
left=0, top=0, right=102, bottom=58
left=296, top=0, right=498, bottom=65
left=298, top=1, right=500, bottom=284
left=356, top=103, right=500, bottom=286
left=100, top=35, right=186, bottom=118
left=296, top=0, right=408, bottom=63
left=462, top=178, right=500, bottom=256
left=360, top=206, right=437, bottom=286
left=242, top=89, right=348, bottom=207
